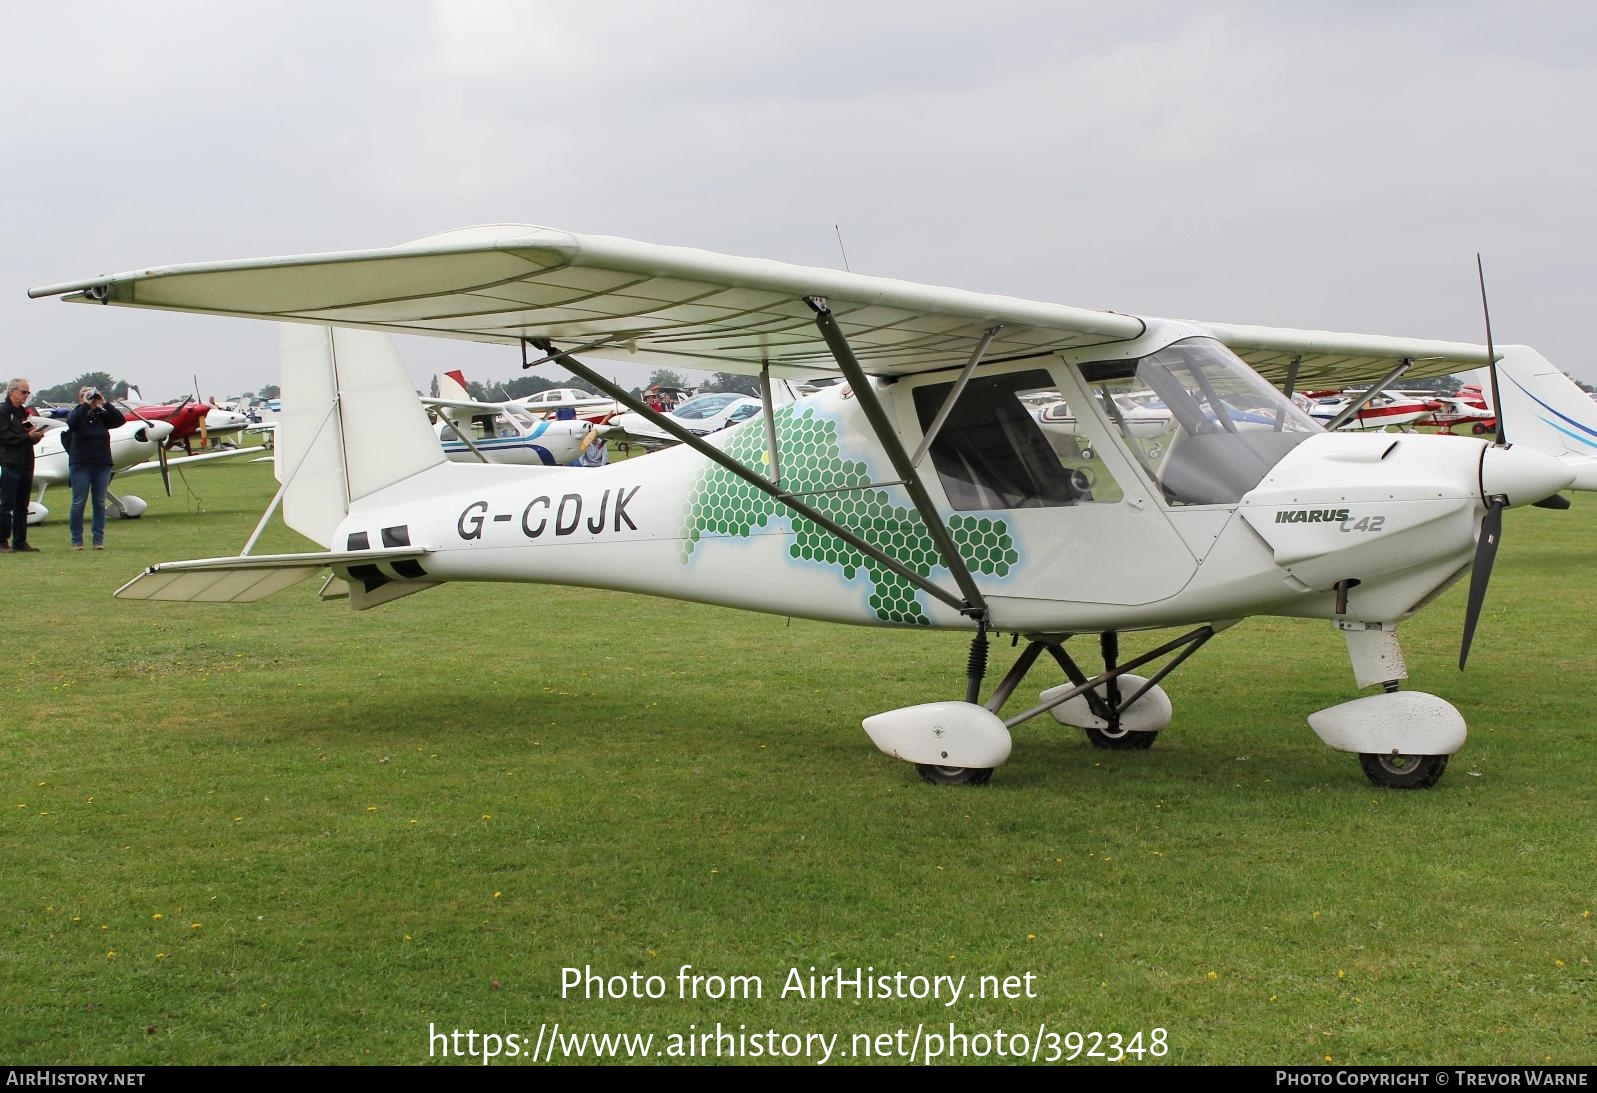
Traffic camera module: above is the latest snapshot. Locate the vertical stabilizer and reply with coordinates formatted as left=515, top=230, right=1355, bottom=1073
left=438, top=369, right=471, bottom=401
left=277, top=325, right=444, bottom=547
left=1495, top=346, right=1597, bottom=490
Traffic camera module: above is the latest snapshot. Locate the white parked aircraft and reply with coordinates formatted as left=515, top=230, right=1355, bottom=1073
left=512, top=386, right=619, bottom=421
left=426, top=368, right=605, bottom=467
left=26, top=414, right=261, bottom=523
left=29, top=225, right=1591, bottom=790
left=602, top=386, right=798, bottom=451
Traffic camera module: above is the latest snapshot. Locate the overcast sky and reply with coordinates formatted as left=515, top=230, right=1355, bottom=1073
left=4, top=1, right=1595, bottom=400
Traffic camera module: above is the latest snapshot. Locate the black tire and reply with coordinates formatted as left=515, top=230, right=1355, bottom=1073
left=916, top=764, right=994, bottom=786
left=1084, top=727, right=1157, bottom=750
left=1358, top=752, right=1448, bottom=789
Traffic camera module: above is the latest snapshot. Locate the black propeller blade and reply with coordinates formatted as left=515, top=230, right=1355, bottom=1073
left=116, top=399, right=173, bottom=497
left=156, top=443, right=172, bottom=497
left=1460, top=255, right=1509, bottom=670
left=1477, top=254, right=1506, bottom=447
left=1459, top=498, right=1504, bottom=670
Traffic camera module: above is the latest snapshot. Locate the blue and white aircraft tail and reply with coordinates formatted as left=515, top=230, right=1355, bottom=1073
left=1494, top=346, right=1597, bottom=492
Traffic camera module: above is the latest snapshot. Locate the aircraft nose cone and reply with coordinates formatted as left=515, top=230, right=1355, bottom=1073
left=1480, top=444, right=1575, bottom=507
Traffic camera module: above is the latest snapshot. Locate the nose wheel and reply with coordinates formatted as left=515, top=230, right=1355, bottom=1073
left=916, top=764, right=994, bottom=786
left=1358, top=752, right=1448, bottom=789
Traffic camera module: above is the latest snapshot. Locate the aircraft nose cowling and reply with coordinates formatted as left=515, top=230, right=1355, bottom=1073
left=1479, top=444, right=1575, bottom=507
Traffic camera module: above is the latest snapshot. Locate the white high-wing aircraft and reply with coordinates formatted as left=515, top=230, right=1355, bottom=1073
left=425, top=368, right=605, bottom=467
left=29, top=224, right=1589, bottom=790
left=512, top=385, right=619, bottom=421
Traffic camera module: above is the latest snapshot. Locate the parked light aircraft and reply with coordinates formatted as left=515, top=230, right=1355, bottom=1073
left=124, top=389, right=253, bottom=450
left=513, top=385, right=619, bottom=421
left=29, top=225, right=1593, bottom=790
left=1417, top=385, right=1495, bottom=434
left=1306, top=392, right=1440, bottom=432
left=24, top=400, right=267, bottom=524
left=602, top=385, right=799, bottom=451
left=427, top=369, right=605, bottom=467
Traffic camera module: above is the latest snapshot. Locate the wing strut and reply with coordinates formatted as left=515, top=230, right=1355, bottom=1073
left=911, top=325, right=1002, bottom=467
left=527, top=337, right=974, bottom=616
left=1325, top=358, right=1416, bottom=431
left=805, top=297, right=989, bottom=622
left=759, top=362, right=782, bottom=488
left=1281, top=354, right=1302, bottom=399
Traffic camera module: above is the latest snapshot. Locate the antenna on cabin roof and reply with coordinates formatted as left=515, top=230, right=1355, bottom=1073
left=834, top=224, right=851, bottom=273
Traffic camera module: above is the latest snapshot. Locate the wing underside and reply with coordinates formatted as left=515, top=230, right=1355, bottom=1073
left=32, top=223, right=1492, bottom=389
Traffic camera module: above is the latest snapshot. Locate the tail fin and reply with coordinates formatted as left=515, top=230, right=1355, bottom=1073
left=1495, top=346, right=1597, bottom=491
left=276, top=324, right=444, bottom=546
left=438, top=369, right=471, bottom=401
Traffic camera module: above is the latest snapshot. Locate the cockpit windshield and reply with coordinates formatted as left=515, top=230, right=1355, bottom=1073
left=673, top=393, right=743, bottom=420
left=1080, top=338, right=1321, bottom=506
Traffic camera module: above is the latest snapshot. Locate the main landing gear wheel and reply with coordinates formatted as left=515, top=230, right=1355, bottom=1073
left=916, top=764, right=994, bottom=786
left=1084, top=727, right=1158, bottom=750
left=1358, top=752, right=1448, bottom=789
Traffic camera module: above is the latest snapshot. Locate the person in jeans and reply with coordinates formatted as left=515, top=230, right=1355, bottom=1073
left=0, top=378, right=45, bottom=553
left=65, top=387, right=126, bottom=550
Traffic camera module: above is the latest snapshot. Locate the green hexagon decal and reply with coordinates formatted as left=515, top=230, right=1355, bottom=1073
left=680, top=406, right=1018, bottom=625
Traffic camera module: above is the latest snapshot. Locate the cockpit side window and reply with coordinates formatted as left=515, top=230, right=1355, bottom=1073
left=913, top=369, right=1087, bottom=510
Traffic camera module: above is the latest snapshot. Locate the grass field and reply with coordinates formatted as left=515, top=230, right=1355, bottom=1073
left=3, top=461, right=1593, bottom=1065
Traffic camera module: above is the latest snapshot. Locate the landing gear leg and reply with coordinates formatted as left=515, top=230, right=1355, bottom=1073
left=871, top=625, right=1216, bottom=786
left=916, top=625, right=996, bottom=786
left=1080, top=631, right=1156, bottom=750
left=1307, top=622, right=1464, bottom=789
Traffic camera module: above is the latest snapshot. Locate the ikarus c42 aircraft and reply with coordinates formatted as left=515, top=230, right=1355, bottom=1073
left=30, top=225, right=1589, bottom=789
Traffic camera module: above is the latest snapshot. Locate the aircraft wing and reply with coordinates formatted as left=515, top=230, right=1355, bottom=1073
left=120, top=445, right=269, bottom=476
left=30, top=222, right=1493, bottom=387
left=421, top=396, right=516, bottom=415
left=29, top=224, right=1147, bottom=379
left=115, top=547, right=430, bottom=603
left=1200, top=321, right=1492, bottom=392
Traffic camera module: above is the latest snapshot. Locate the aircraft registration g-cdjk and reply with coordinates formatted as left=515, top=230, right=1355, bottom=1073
left=29, top=225, right=1592, bottom=789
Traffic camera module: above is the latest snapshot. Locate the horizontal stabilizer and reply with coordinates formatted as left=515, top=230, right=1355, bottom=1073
left=115, top=547, right=429, bottom=603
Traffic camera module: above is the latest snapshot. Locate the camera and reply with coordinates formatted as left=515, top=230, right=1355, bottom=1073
left=84, top=388, right=103, bottom=402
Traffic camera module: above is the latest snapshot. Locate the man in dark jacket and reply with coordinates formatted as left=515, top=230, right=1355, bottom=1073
left=66, top=387, right=127, bottom=550
left=1, top=378, right=45, bottom=552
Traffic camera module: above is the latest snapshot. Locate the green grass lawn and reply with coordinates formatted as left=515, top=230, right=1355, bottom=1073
left=2, top=462, right=1593, bottom=1065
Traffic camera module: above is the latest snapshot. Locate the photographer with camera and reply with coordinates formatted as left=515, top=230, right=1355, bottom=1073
left=1, top=377, right=46, bottom=553
left=65, top=386, right=126, bottom=550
